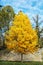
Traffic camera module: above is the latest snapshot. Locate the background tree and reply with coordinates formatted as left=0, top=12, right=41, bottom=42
left=1, top=5, right=15, bottom=30
left=5, top=11, right=38, bottom=62
left=0, top=5, right=3, bottom=48
left=33, top=15, right=43, bottom=48
left=0, top=5, right=15, bottom=49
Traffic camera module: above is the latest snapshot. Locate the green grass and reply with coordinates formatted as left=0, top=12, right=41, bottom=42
left=0, top=61, right=43, bottom=65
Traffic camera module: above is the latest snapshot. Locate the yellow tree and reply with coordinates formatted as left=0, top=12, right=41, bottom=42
left=5, top=11, right=38, bottom=62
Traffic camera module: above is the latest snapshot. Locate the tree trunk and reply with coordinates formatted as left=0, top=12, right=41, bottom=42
left=0, top=27, right=3, bottom=46
left=21, top=53, right=23, bottom=62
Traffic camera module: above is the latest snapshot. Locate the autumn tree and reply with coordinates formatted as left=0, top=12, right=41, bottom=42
left=5, top=11, right=38, bottom=62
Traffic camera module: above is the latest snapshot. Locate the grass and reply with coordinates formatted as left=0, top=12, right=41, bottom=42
left=0, top=61, right=43, bottom=65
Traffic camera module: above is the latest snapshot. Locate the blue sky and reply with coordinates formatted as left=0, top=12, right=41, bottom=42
left=0, top=0, right=43, bottom=28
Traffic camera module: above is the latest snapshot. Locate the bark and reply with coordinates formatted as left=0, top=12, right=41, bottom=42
left=21, top=53, right=23, bottom=62
left=0, top=27, right=3, bottom=46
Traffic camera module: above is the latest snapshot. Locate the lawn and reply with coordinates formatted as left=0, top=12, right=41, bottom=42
left=0, top=61, right=43, bottom=65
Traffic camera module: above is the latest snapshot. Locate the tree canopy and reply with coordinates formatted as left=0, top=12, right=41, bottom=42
left=5, top=11, right=38, bottom=54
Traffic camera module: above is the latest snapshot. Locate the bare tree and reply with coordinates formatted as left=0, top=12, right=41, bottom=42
left=33, top=15, right=43, bottom=48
